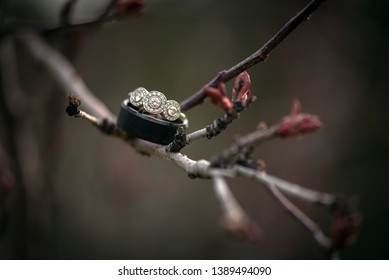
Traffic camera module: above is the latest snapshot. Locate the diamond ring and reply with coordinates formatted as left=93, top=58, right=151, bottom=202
left=129, top=87, right=148, bottom=107
left=163, top=100, right=181, bottom=121
left=143, top=90, right=167, bottom=114
left=127, top=87, right=181, bottom=121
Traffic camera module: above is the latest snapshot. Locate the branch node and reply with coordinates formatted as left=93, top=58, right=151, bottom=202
left=205, top=97, right=254, bottom=140
left=98, top=118, right=122, bottom=137
left=166, top=126, right=187, bottom=153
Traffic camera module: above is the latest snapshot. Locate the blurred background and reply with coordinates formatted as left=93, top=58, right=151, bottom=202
left=0, top=0, right=388, bottom=259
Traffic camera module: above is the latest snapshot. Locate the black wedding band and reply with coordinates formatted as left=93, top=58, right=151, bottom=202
left=117, top=99, right=188, bottom=145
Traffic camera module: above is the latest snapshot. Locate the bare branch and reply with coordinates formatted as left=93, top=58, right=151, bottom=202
left=73, top=108, right=100, bottom=125
left=212, top=100, right=322, bottom=168
left=180, top=0, right=327, bottom=111
left=136, top=141, right=212, bottom=178
left=167, top=93, right=255, bottom=153
left=65, top=94, right=126, bottom=138
left=264, top=180, right=331, bottom=249
left=168, top=96, right=256, bottom=153
left=235, top=166, right=336, bottom=208
left=18, top=30, right=115, bottom=122
left=212, top=124, right=279, bottom=167
left=186, top=128, right=207, bottom=144
left=212, top=175, right=249, bottom=225
left=48, top=0, right=145, bottom=34
left=224, top=167, right=333, bottom=250
left=212, top=174, right=262, bottom=241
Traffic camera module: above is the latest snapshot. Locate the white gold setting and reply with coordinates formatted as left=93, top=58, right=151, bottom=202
left=129, top=87, right=148, bottom=107
left=163, top=100, right=181, bottom=121
left=127, top=87, right=181, bottom=122
left=143, top=91, right=167, bottom=114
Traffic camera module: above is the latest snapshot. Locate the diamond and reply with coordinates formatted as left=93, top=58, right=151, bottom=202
left=163, top=100, right=181, bottom=121
left=129, top=87, right=148, bottom=107
left=143, top=91, right=167, bottom=114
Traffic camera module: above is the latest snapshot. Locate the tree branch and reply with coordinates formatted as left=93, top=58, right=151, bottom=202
left=212, top=124, right=279, bottom=168
left=212, top=174, right=262, bottom=241
left=168, top=96, right=256, bottom=153
left=50, top=92, right=354, bottom=255
left=180, top=0, right=327, bottom=111
left=186, top=128, right=207, bottom=144
left=263, top=180, right=332, bottom=250
left=235, top=166, right=336, bottom=208
left=212, top=100, right=322, bottom=168
left=18, top=31, right=116, bottom=122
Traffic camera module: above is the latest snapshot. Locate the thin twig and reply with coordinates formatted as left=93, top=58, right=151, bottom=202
left=168, top=97, right=254, bottom=152
left=74, top=110, right=100, bottom=126
left=212, top=124, right=279, bottom=167
left=18, top=30, right=115, bottom=122
left=66, top=97, right=125, bottom=137
left=232, top=125, right=279, bottom=147
left=136, top=141, right=212, bottom=178
left=235, top=166, right=336, bottom=208
left=212, top=175, right=249, bottom=226
left=49, top=15, right=116, bottom=35
left=264, top=180, right=331, bottom=249
left=186, top=128, right=207, bottom=144
left=46, top=0, right=144, bottom=35
left=205, top=98, right=255, bottom=139
left=212, top=174, right=262, bottom=241
left=180, top=0, right=327, bottom=111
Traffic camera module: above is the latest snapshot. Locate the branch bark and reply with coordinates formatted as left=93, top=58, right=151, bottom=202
left=264, top=181, right=332, bottom=249
left=235, top=166, right=336, bottom=207
left=212, top=174, right=262, bottom=241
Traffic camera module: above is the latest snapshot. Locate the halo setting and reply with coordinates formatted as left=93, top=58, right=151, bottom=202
left=129, top=87, right=148, bottom=107
left=143, top=91, right=167, bottom=114
left=127, top=87, right=181, bottom=122
left=163, top=100, right=181, bottom=121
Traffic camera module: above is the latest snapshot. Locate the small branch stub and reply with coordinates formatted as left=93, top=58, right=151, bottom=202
left=65, top=94, right=125, bottom=137
left=66, top=94, right=81, bottom=116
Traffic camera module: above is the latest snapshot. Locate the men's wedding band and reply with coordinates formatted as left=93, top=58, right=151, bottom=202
left=117, top=99, right=188, bottom=145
